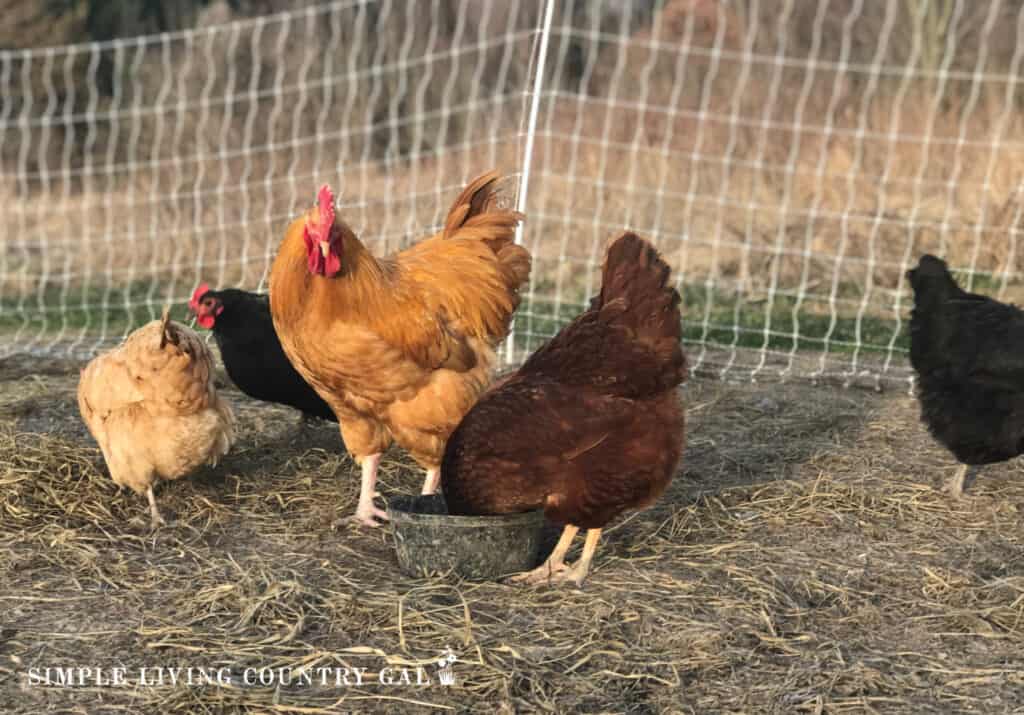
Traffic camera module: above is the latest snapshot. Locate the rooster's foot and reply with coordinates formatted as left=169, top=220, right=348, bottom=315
left=354, top=503, right=389, bottom=528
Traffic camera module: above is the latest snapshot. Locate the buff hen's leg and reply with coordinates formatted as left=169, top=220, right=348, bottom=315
left=146, top=486, right=166, bottom=529
left=421, top=468, right=441, bottom=495
left=354, top=454, right=389, bottom=527
left=510, top=525, right=579, bottom=584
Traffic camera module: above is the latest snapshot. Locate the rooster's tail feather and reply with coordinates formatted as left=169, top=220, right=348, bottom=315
left=443, top=170, right=531, bottom=296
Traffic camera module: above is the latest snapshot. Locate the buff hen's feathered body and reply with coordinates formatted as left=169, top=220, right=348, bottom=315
left=77, top=310, right=236, bottom=527
left=269, top=171, right=530, bottom=526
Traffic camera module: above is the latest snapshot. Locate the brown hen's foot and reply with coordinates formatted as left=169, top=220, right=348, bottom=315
left=512, top=528, right=603, bottom=587
left=509, top=560, right=570, bottom=584
left=147, top=486, right=167, bottom=529
left=945, top=464, right=970, bottom=498
left=508, top=524, right=579, bottom=585
left=563, top=529, right=602, bottom=587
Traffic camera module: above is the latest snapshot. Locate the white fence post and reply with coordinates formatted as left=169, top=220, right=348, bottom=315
left=505, top=0, right=555, bottom=366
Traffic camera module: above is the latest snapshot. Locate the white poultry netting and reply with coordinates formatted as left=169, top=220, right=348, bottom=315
left=2, top=0, right=1023, bottom=389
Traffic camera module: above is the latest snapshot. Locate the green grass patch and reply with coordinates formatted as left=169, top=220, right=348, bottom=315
left=0, top=282, right=192, bottom=338
left=514, top=283, right=910, bottom=358
left=4, top=279, right=910, bottom=359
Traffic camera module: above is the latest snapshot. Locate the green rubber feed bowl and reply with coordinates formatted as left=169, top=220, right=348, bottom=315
left=387, top=494, right=545, bottom=581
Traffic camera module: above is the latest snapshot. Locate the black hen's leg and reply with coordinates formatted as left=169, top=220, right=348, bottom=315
left=946, top=463, right=973, bottom=498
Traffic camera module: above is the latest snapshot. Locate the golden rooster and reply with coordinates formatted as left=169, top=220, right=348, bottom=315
left=269, top=171, right=530, bottom=526
left=77, top=309, right=236, bottom=528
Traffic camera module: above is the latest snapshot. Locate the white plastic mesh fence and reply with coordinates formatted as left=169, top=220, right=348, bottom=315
left=0, top=0, right=539, bottom=357
left=2, top=0, right=1024, bottom=390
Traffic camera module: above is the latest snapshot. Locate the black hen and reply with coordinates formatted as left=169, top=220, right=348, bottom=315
left=189, top=285, right=337, bottom=423
left=907, top=254, right=1024, bottom=496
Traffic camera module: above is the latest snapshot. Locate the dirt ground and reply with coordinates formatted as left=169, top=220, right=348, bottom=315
left=1, top=352, right=1023, bottom=714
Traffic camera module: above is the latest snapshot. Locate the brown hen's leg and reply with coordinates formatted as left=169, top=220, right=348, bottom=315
left=564, top=528, right=603, bottom=586
left=510, top=525, right=579, bottom=584
left=146, top=486, right=166, bottom=529
left=421, top=467, right=441, bottom=495
left=946, top=464, right=970, bottom=498
left=354, top=453, right=388, bottom=527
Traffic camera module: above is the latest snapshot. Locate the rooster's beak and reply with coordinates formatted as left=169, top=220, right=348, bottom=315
left=319, top=241, right=329, bottom=258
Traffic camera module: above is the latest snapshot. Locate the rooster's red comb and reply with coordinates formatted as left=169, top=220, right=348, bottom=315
left=189, top=283, right=210, bottom=310
left=314, top=184, right=335, bottom=235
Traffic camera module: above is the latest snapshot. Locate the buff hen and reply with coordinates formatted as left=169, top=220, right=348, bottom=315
left=77, top=309, right=235, bottom=528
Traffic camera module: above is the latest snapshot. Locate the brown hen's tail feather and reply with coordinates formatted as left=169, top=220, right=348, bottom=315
left=518, top=232, right=686, bottom=397
left=597, top=232, right=683, bottom=342
left=596, top=232, right=687, bottom=389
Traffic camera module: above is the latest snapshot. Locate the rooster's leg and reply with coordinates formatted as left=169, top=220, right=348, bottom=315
left=509, top=524, right=579, bottom=584
left=146, top=486, right=166, bottom=529
left=564, top=528, right=603, bottom=587
left=421, top=468, right=441, bottom=495
left=354, top=453, right=388, bottom=527
left=946, top=463, right=971, bottom=498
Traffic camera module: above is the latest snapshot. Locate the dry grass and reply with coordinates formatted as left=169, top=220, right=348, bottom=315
left=2, top=353, right=1024, bottom=713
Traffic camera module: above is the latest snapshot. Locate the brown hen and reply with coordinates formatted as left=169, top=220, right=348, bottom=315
left=441, top=232, right=687, bottom=585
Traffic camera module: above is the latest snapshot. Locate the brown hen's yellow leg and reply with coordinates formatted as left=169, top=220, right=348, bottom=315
left=147, top=486, right=166, bottom=529
left=510, top=525, right=579, bottom=584
left=354, top=453, right=388, bottom=527
left=946, top=464, right=969, bottom=498
left=421, top=468, right=441, bottom=495
left=564, top=528, right=603, bottom=586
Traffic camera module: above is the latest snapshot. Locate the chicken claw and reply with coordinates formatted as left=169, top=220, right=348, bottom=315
left=508, top=527, right=602, bottom=588
left=354, top=503, right=389, bottom=528
left=351, top=453, right=388, bottom=527
left=508, top=524, right=578, bottom=585
left=509, top=561, right=570, bottom=585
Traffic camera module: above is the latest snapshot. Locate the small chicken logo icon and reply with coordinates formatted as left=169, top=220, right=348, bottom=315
left=435, top=648, right=457, bottom=686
